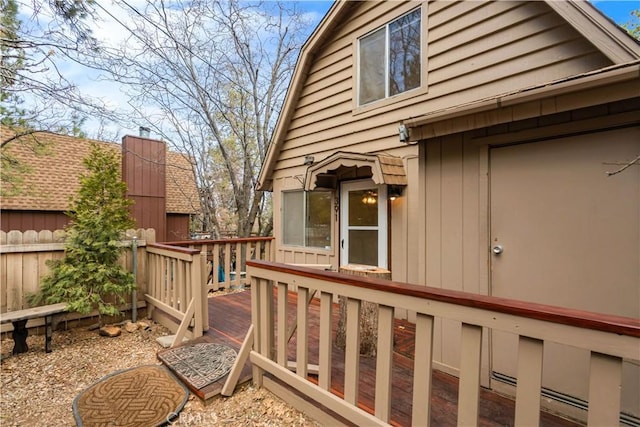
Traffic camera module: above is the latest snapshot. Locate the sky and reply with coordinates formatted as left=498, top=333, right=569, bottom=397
left=17, top=0, right=639, bottom=140
left=591, top=0, right=638, bottom=24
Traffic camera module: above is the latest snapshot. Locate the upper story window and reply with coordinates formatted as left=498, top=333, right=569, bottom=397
left=358, top=7, right=422, bottom=106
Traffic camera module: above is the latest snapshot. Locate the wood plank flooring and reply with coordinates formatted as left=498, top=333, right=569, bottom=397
left=175, top=290, right=582, bottom=426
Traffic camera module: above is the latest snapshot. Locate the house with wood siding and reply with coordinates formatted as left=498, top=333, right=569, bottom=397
left=1, top=127, right=200, bottom=241
left=258, top=0, right=639, bottom=422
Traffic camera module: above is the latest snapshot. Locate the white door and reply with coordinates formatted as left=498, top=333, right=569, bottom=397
left=340, top=180, right=387, bottom=268
left=489, top=127, right=640, bottom=416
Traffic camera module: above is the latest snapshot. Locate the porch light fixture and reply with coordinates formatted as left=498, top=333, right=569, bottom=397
left=303, top=155, right=315, bottom=165
left=361, top=190, right=377, bottom=205
left=388, top=185, right=403, bottom=201
left=398, top=123, right=409, bottom=143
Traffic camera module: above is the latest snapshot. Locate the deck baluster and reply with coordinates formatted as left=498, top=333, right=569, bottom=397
left=412, top=313, right=434, bottom=426
left=318, top=291, right=333, bottom=390
left=458, top=323, right=483, bottom=426
left=587, top=352, right=623, bottom=426
left=375, top=304, right=394, bottom=422
left=515, top=336, right=544, bottom=426
left=344, top=297, right=361, bottom=405
left=296, top=286, right=310, bottom=378
left=277, top=282, right=288, bottom=367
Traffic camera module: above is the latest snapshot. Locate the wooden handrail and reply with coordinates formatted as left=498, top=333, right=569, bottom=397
left=147, top=242, right=201, bottom=255
left=247, top=260, right=640, bottom=338
left=163, top=236, right=274, bottom=247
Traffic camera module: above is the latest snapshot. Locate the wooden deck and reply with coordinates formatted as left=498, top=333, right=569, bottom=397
left=181, top=290, right=582, bottom=426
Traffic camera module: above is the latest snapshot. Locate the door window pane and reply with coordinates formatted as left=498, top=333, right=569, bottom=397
left=348, top=230, right=378, bottom=266
left=348, top=190, right=378, bottom=226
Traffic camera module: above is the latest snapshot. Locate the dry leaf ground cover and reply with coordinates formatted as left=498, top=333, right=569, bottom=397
left=0, top=294, right=321, bottom=426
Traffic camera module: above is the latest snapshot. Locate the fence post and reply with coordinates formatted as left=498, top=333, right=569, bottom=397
left=131, top=236, right=138, bottom=322
left=190, top=251, right=204, bottom=336
left=200, top=251, right=209, bottom=331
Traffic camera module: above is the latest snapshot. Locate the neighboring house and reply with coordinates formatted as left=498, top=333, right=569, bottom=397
left=1, top=127, right=200, bottom=241
left=258, top=0, right=639, bottom=421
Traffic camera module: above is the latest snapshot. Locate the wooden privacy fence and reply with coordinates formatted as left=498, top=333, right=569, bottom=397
left=143, top=237, right=274, bottom=345
left=0, top=229, right=155, bottom=331
left=246, top=260, right=640, bottom=427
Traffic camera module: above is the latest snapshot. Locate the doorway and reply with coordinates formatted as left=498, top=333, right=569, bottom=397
left=340, top=180, right=388, bottom=268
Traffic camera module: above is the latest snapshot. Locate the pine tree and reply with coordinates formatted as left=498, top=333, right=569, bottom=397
left=33, top=143, right=136, bottom=324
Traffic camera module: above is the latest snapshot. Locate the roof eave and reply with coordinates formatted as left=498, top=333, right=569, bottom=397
left=546, top=0, right=640, bottom=63
left=405, top=62, right=640, bottom=139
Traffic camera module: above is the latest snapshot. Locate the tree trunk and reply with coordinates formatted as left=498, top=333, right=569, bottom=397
left=335, top=266, right=391, bottom=357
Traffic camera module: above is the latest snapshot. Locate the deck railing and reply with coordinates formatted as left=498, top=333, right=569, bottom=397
left=164, top=237, right=274, bottom=291
left=145, top=243, right=206, bottom=346
left=246, top=260, right=640, bottom=427
left=145, top=237, right=274, bottom=345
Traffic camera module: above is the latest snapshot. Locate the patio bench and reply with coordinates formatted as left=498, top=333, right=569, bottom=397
left=0, top=303, right=68, bottom=354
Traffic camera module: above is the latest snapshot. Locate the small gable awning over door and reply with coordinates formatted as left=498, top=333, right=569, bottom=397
left=304, top=151, right=407, bottom=191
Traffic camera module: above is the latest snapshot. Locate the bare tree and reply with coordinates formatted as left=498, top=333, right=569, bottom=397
left=1, top=0, right=119, bottom=141
left=89, top=0, right=311, bottom=237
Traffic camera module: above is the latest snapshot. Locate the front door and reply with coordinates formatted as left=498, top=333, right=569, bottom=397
left=340, top=180, right=387, bottom=268
left=489, top=127, right=639, bottom=416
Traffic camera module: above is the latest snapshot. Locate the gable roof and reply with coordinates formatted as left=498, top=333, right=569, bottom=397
left=0, top=127, right=200, bottom=214
left=257, top=0, right=640, bottom=191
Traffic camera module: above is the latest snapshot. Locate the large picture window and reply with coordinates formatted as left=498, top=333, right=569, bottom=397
left=282, top=191, right=332, bottom=249
left=358, top=7, right=421, bottom=106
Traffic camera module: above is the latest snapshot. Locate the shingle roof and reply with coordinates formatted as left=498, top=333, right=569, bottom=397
left=1, top=127, right=200, bottom=214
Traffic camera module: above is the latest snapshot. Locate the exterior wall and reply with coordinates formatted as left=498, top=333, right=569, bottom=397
left=417, top=99, right=639, bottom=414
left=275, top=1, right=610, bottom=171
left=122, top=136, right=167, bottom=241
left=0, top=210, right=69, bottom=233
left=270, top=0, right=612, bottom=273
left=166, top=213, right=191, bottom=241
left=273, top=144, right=420, bottom=277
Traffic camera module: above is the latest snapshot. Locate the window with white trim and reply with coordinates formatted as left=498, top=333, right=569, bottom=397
left=358, top=7, right=422, bottom=106
left=282, top=191, right=332, bottom=249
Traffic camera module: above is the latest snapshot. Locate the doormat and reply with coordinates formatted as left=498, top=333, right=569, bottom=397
left=158, top=343, right=237, bottom=390
left=72, top=365, right=188, bottom=427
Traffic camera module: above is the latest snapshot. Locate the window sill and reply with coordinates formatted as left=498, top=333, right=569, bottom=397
left=352, top=85, right=428, bottom=117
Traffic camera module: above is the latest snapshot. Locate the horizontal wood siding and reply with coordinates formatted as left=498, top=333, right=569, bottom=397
left=274, top=0, right=611, bottom=173
left=271, top=0, right=615, bottom=309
